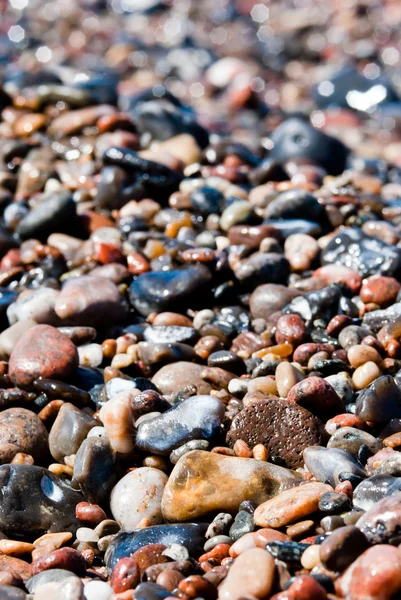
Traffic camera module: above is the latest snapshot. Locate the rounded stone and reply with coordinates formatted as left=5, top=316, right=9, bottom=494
left=0, top=408, right=48, bottom=465
left=8, top=325, right=79, bottom=388
left=319, top=525, right=369, bottom=572
left=218, top=548, right=275, bottom=600
left=286, top=376, right=344, bottom=420
left=152, top=362, right=213, bottom=396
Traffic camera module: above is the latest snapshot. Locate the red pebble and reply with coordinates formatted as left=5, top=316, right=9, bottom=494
left=198, top=544, right=231, bottom=564
left=286, top=575, right=327, bottom=600
left=275, top=314, right=307, bottom=347
left=76, top=501, right=107, bottom=526
left=111, top=557, right=140, bottom=593
left=293, top=343, right=333, bottom=365
left=287, top=376, right=344, bottom=420
left=31, top=547, right=86, bottom=576
left=94, top=242, right=124, bottom=264
left=335, top=480, right=353, bottom=498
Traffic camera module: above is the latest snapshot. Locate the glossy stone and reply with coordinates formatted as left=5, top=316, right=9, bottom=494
left=49, top=403, right=97, bottom=463
left=0, top=408, right=48, bottom=465
left=355, top=375, right=401, bottom=424
left=303, top=447, right=366, bottom=487
left=73, top=436, right=116, bottom=505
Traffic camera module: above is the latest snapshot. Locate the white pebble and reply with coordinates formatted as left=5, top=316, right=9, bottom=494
left=78, top=343, right=103, bottom=368
left=76, top=527, right=99, bottom=543
left=87, top=426, right=107, bottom=439
left=84, top=580, right=113, bottom=600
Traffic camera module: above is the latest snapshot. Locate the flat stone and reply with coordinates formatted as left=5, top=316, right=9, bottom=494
left=161, top=450, right=301, bottom=522
left=254, top=482, right=333, bottom=528
left=226, top=398, right=326, bottom=469
left=303, top=446, right=366, bottom=487
left=72, top=436, right=116, bottom=505
left=0, top=465, right=82, bottom=535
left=110, top=468, right=168, bottom=530
left=0, top=408, right=48, bottom=464
left=218, top=548, right=275, bottom=600
left=355, top=374, right=401, bottom=424
left=8, top=325, right=79, bottom=388
left=105, top=523, right=208, bottom=572
left=16, top=192, right=76, bottom=241
left=55, top=275, right=128, bottom=327
left=0, top=555, right=31, bottom=580
left=136, top=395, right=225, bottom=456
left=152, top=362, right=213, bottom=397
left=49, top=403, right=97, bottom=463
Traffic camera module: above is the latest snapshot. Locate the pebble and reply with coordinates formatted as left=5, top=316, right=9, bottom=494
left=303, top=446, right=366, bottom=487
left=99, top=391, right=135, bottom=454
left=8, top=324, right=79, bottom=388
left=110, top=468, right=168, bottom=530
left=49, top=403, right=97, bottom=463
left=55, top=276, right=128, bottom=327
left=355, top=374, right=401, bottom=423
left=356, top=491, right=401, bottom=544
left=284, top=234, right=319, bottom=272
left=319, top=525, right=369, bottom=572
left=73, top=437, right=116, bottom=505
left=136, top=395, right=225, bottom=455
left=249, top=284, right=301, bottom=321
left=151, top=362, right=213, bottom=396
left=227, top=398, right=326, bottom=468
left=161, top=450, right=300, bottom=521
left=0, top=319, right=36, bottom=359
left=360, top=276, right=401, bottom=306
left=217, top=548, right=275, bottom=600
left=84, top=580, right=113, bottom=600
left=327, top=427, right=381, bottom=458
left=287, top=376, right=343, bottom=420
left=254, top=482, right=333, bottom=528
left=0, top=408, right=48, bottom=464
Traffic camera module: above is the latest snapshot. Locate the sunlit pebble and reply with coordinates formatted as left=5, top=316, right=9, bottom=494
left=10, top=0, right=28, bottom=9
left=363, top=63, right=380, bottom=80
left=129, top=51, right=148, bottom=67
left=257, top=25, right=273, bottom=42
left=382, top=47, right=399, bottom=66
left=36, top=46, right=52, bottom=63
left=190, top=82, right=204, bottom=98
left=69, top=30, right=86, bottom=49
left=8, top=25, right=25, bottom=43
left=251, top=4, right=269, bottom=23
left=311, top=111, right=326, bottom=128
left=251, top=77, right=264, bottom=93
left=317, top=80, right=334, bottom=97
left=210, top=27, right=227, bottom=45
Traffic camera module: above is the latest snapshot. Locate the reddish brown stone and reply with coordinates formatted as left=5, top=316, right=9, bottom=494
left=287, top=376, right=344, bottom=420
left=313, top=265, right=362, bottom=293
left=286, top=575, right=327, bottom=600
left=275, top=314, right=307, bottom=346
left=326, top=315, right=353, bottom=337
left=0, top=555, right=31, bottom=581
left=31, top=547, right=86, bottom=576
left=111, top=557, right=140, bottom=593
left=75, top=502, right=107, bottom=526
left=360, top=276, right=401, bottom=306
left=9, top=325, right=79, bottom=388
left=293, top=343, right=334, bottom=365
left=228, top=225, right=281, bottom=248
left=130, top=544, right=168, bottom=577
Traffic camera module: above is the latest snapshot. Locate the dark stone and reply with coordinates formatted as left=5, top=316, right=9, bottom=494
left=134, top=582, right=171, bottom=600
left=265, top=541, right=310, bottom=566
left=269, top=117, right=349, bottom=176
left=319, top=492, right=352, bottom=514
left=105, top=523, right=208, bottom=571
left=0, top=465, right=82, bottom=534
left=234, top=253, right=290, bottom=289
left=303, top=446, right=366, bottom=487
left=353, top=475, right=401, bottom=511
left=319, top=525, right=369, bottom=572
left=264, top=189, right=327, bottom=224
left=229, top=511, right=255, bottom=541
left=357, top=491, right=401, bottom=544
left=355, top=375, right=401, bottom=424
left=190, top=187, right=224, bottom=216
left=73, top=437, right=116, bottom=505
left=15, top=192, right=76, bottom=241
left=207, top=351, right=246, bottom=376
left=48, top=403, right=97, bottom=463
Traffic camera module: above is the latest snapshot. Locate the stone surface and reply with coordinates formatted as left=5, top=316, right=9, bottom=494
left=249, top=284, right=300, bottom=321
left=73, top=436, right=116, bottom=505
left=110, top=468, right=168, bottom=530
left=355, top=374, right=401, bottom=424
left=152, top=362, right=213, bottom=396
left=136, top=395, right=225, bottom=455
left=218, top=548, right=275, bottom=600
left=303, top=446, right=366, bottom=487
left=356, top=491, right=401, bottom=544
left=226, top=398, right=326, bottom=468
left=0, top=408, right=48, bottom=464
left=8, top=324, right=79, bottom=388
left=287, top=376, right=344, bottom=420
left=48, top=403, right=97, bottom=463
left=0, top=465, right=82, bottom=534
left=254, top=482, right=333, bottom=528
left=161, top=450, right=301, bottom=522
left=55, top=275, right=128, bottom=327
left=319, top=525, right=370, bottom=572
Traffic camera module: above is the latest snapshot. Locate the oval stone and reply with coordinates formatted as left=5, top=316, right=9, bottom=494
left=0, top=408, right=48, bottom=464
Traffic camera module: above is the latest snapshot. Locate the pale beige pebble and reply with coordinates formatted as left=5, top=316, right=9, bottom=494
left=99, top=390, right=135, bottom=453
left=47, top=233, right=83, bottom=262
left=229, top=530, right=288, bottom=558
left=253, top=444, right=269, bottom=461
left=149, top=134, right=201, bottom=166
left=48, top=463, right=73, bottom=476
left=0, top=540, right=34, bottom=556
left=0, top=318, right=36, bottom=359
left=300, top=544, right=321, bottom=570
left=247, top=377, right=278, bottom=396
left=275, top=361, right=303, bottom=398
left=111, top=353, right=135, bottom=370
left=218, top=548, right=275, bottom=600
left=34, top=577, right=84, bottom=599
left=254, top=482, right=333, bottom=528
left=229, top=532, right=258, bottom=557
left=308, top=351, right=330, bottom=369
left=347, top=345, right=382, bottom=369
left=284, top=234, right=319, bottom=272
left=116, top=334, right=138, bottom=354
left=352, top=361, right=382, bottom=390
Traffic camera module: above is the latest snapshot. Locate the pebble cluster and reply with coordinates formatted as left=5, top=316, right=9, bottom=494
left=0, top=0, right=401, bottom=599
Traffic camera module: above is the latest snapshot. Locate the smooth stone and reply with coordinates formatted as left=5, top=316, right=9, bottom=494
left=143, top=326, right=198, bottom=345
left=264, top=218, right=321, bottom=238
left=84, top=580, right=113, bottom=600
left=287, top=376, right=344, bottom=420
left=319, top=525, right=369, bottom=572
left=73, top=436, right=116, bottom=505
left=229, top=511, right=255, bottom=542
left=16, top=192, right=76, bottom=241
left=0, top=586, right=26, bottom=599
left=284, top=234, right=319, bottom=271
left=0, top=319, right=36, bottom=359
left=134, top=582, right=170, bottom=600
left=77, top=344, right=103, bottom=368
left=327, top=427, right=381, bottom=458
left=234, top=253, right=290, bottom=288
left=249, top=284, right=300, bottom=320
left=355, top=374, right=401, bottom=424
left=129, top=265, right=212, bottom=317
left=322, top=228, right=401, bottom=278
left=357, top=491, right=401, bottom=544
left=161, top=450, right=301, bottom=522
left=362, top=302, right=401, bottom=333
left=49, top=403, right=97, bottom=463
left=336, top=545, right=401, bottom=600
left=218, top=548, right=275, bottom=600
left=9, top=325, right=79, bottom=388
left=220, top=201, right=254, bottom=232
left=0, top=408, right=48, bottom=464
left=254, top=482, right=333, bottom=528
left=105, top=523, right=208, bottom=571
left=55, top=276, right=128, bottom=327
left=136, top=395, right=225, bottom=455
left=353, top=475, right=401, bottom=511
left=319, top=492, right=352, bottom=514
left=0, top=465, right=82, bottom=534
left=170, top=439, right=209, bottom=464
left=264, top=189, right=327, bottom=223
left=226, top=398, right=326, bottom=469
left=269, top=117, right=349, bottom=176
left=360, top=276, right=401, bottom=306
left=110, top=468, right=168, bottom=530
left=26, top=569, right=80, bottom=593
left=7, top=288, right=59, bottom=326
left=325, top=373, right=354, bottom=404
left=303, top=447, right=366, bottom=487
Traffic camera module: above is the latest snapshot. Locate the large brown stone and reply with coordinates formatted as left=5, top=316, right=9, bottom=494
left=8, top=324, right=79, bottom=388
left=161, top=450, right=301, bottom=522
left=152, top=362, right=212, bottom=396
left=0, top=408, right=48, bottom=464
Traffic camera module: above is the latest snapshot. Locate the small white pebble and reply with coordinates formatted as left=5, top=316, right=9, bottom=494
left=78, top=343, right=103, bottom=368
left=84, top=579, right=113, bottom=600
left=76, top=527, right=99, bottom=543
left=162, top=543, right=189, bottom=561
left=87, top=426, right=107, bottom=439
left=301, top=544, right=321, bottom=570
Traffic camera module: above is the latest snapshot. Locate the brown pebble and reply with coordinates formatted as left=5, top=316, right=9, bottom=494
left=75, top=502, right=107, bottom=526
left=275, top=314, right=307, bottom=346
left=360, top=276, right=401, bottom=306
left=286, top=520, right=315, bottom=540
left=157, top=569, right=185, bottom=592
left=31, top=547, right=86, bottom=576
left=111, top=557, right=140, bottom=593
